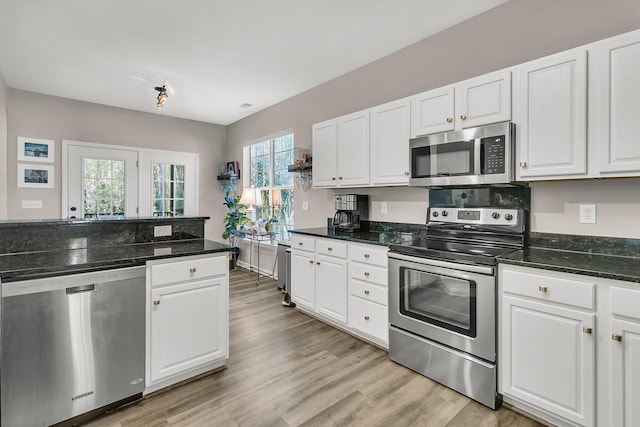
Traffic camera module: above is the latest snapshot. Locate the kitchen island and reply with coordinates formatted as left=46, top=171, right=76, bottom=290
left=0, top=216, right=233, bottom=427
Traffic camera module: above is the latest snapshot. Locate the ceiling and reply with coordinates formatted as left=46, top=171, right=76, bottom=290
left=0, top=0, right=508, bottom=126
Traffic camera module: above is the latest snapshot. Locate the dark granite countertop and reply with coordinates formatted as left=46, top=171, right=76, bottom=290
left=290, top=222, right=423, bottom=247
left=498, top=233, right=640, bottom=284
left=0, top=239, right=233, bottom=282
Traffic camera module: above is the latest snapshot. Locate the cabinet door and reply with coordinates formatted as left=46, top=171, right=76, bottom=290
left=370, top=98, right=410, bottom=185
left=150, top=278, right=228, bottom=383
left=456, top=70, right=511, bottom=129
left=410, top=86, right=455, bottom=137
left=611, top=319, right=640, bottom=427
left=516, top=50, right=587, bottom=179
left=315, top=254, right=348, bottom=323
left=290, top=250, right=316, bottom=310
left=501, top=295, right=595, bottom=427
left=337, top=110, right=370, bottom=186
left=591, top=30, right=640, bottom=175
left=312, top=119, right=338, bottom=187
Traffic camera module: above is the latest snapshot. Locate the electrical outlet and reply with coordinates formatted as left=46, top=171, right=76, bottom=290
left=154, top=225, right=172, bottom=237
left=381, top=202, right=388, bottom=213
left=302, top=201, right=309, bottom=211
left=21, top=200, right=42, bottom=209
left=579, top=204, right=596, bottom=224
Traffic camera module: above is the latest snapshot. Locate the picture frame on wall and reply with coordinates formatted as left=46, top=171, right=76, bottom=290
left=17, top=164, right=55, bottom=188
left=17, top=137, right=55, bottom=163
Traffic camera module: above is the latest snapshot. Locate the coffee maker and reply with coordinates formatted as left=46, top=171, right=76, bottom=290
left=333, top=194, right=369, bottom=231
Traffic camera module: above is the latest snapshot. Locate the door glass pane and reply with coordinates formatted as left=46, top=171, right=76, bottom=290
left=400, top=268, right=476, bottom=337
left=83, top=158, right=125, bottom=218
left=152, top=162, right=185, bottom=217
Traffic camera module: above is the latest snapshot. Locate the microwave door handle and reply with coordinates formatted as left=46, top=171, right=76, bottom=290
left=473, top=138, right=481, bottom=175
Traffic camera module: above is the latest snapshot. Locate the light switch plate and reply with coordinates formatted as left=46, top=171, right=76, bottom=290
left=21, top=200, right=42, bottom=209
left=381, top=202, right=388, bottom=213
left=154, top=225, right=172, bottom=237
left=302, top=201, right=309, bottom=211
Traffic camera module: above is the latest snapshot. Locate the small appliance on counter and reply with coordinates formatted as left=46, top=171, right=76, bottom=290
left=333, top=194, right=369, bottom=231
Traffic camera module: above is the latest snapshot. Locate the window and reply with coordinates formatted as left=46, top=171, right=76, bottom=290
left=245, top=132, right=295, bottom=228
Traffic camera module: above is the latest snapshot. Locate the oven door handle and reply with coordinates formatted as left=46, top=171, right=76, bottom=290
left=388, top=252, right=494, bottom=275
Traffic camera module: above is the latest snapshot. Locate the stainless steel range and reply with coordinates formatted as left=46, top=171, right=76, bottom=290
left=388, top=207, right=526, bottom=409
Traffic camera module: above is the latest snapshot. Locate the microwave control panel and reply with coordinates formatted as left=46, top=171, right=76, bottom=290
left=481, top=136, right=506, bottom=174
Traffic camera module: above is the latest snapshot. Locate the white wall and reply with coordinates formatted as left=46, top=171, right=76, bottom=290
left=0, top=72, right=8, bottom=220
left=6, top=89, right=229, bottom=240
left=226, top=0, right=640, bottom=238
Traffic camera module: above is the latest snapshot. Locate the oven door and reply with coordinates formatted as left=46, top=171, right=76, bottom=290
left=388, top=253, right=496, bottom=362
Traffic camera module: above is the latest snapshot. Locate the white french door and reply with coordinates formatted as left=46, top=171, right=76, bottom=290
left=64, top=142, right=138, bottom=218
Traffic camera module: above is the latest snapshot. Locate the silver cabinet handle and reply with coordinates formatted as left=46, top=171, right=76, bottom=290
left=332, top=177, right=336, bottom=181
left=446, top=117, right=453, bottom=123
left=583, top=326, right=593, bottom=334
left=309, top=260, right=313, bottom=264
left=364, top=254, right=370, bottom=259
left=364, top=290, right=370, bottom=295
left=364, top=272, right=370, bottom=277
left=364, top=316, right=370, bottom=321
left=460, top=114, right=467, bottom=120
left=190, top=267, right=197, bottom=273
left=520, top=161, right=528, bottom=167
left=153, top=300, right=161, bottom=306
left=538, top=286, right=548, bottom=293
left=612, top=334, right=623, bottom=342
left=404, top=171, right=409, bottom=176
left=328, top=247, right=332, bottom=251
left=316, top=261, right=320, bottom=265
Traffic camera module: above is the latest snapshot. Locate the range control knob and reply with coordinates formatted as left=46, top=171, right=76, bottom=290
left=505, top=213, right=514, bottom=221
left=432, top=211, right=439, bottom=218
left=491, top=212, right=500, bottom=220
left=441, top=210, right=448, bottom=217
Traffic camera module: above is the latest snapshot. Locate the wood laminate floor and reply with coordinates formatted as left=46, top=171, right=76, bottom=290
left=84, top=268, right=544, bottom=427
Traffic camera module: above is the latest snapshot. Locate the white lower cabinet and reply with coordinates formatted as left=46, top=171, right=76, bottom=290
left=291, top=235, right=389, bottom=347
left=500, top=264, right=640, bottom=427
left=146, top=253, right=229, bottom=393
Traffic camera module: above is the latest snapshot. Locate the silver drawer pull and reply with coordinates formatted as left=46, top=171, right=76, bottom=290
left=364, top=316, right=370, bottom=321
left=328, top=247, right=332, bottom=251
left=364, top=254, right=370, bottom=259
left=309, top=260, right=314, bottom=264
left=583, top=326, right=593, bottom=334
left=190, top=267, right=197, bottom=273
left=538, top=286, right=548, bottom=293
left=153, top=300, right=161, bottom=306
left=299, top=242, right=303, bottom=245
left=612, top=334, right=623, bottom=342
left=364, top=272, right=370, bottom=277
left=316, top=262, right=320, bottom=265
left=364, top=290, right=370, bottom=295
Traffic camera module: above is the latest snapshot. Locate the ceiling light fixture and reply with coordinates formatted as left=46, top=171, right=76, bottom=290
left=155, top=85, right=168, bottom=109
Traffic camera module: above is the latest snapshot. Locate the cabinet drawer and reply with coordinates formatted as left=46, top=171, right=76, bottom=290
left=501, top=265, right=594, bottom=310
left=349, top=262, right=387, bottom=287
left=151, top=255, right=226, bottom=287
left=349, top=245, right=388, bottom=267
left=291, top=234, right=315, bottom=252
left=611, top=287, right=640, bottom=320
left=349, top=296, right=388, bottom=343
left=316, top=238, right=347, bottom=258
left=349, top=279, right=388, bottom=306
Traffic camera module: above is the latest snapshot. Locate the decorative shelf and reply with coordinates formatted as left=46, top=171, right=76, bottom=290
left=287, top=162, right=312, bottom=172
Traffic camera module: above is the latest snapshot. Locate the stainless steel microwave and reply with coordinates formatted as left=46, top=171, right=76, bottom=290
left=409, top=122, right=515, bottom=187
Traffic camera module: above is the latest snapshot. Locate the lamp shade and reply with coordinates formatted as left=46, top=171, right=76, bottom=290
left=272, top=189, right=282, bottom=206
left=239, top=188, right=262, bottom=207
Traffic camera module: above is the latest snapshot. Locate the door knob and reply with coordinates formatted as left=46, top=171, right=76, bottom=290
left=460, top=114, right=467, bottom=120
left=446, top=117, right=453, bottom=123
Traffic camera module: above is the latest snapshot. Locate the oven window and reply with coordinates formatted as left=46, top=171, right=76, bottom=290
left=411, top=140, right=474, bottom=178
left=399, top=267, right=477, bottom=337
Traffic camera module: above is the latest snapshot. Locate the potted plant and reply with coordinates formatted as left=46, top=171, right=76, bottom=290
left=221, top=182, right=249, bottom=268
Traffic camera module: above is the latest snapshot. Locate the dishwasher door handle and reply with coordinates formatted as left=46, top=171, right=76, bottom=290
left=66, top=284, right=95, bottom=294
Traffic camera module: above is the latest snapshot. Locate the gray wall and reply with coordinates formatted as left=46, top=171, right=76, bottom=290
left=7, top=90, right=228, bottom=240
left=0, top=72, right=7, bottom=220
left=226, top=0, right=640, bottom=238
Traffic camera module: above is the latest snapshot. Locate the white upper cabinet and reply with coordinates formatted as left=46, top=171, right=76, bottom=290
left=514, top=49, right=588, bottom=180
left=312, top=111, right=370, bottom=188
left=370, top=98, right=411, bottom=185
left=337, top=110, right=370, bottom=187
left=410, top=70, right=511, bottom=137
left=455, top=70, right=512, bottom=130
left=590, top=29, right=640, bottom=176
left=311, top=119, right=338, bottom=187
left=410, top=86, right=455, bottom=136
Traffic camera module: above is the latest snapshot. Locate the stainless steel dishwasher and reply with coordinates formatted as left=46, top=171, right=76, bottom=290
left=1, top=266, right=146, bottom=426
